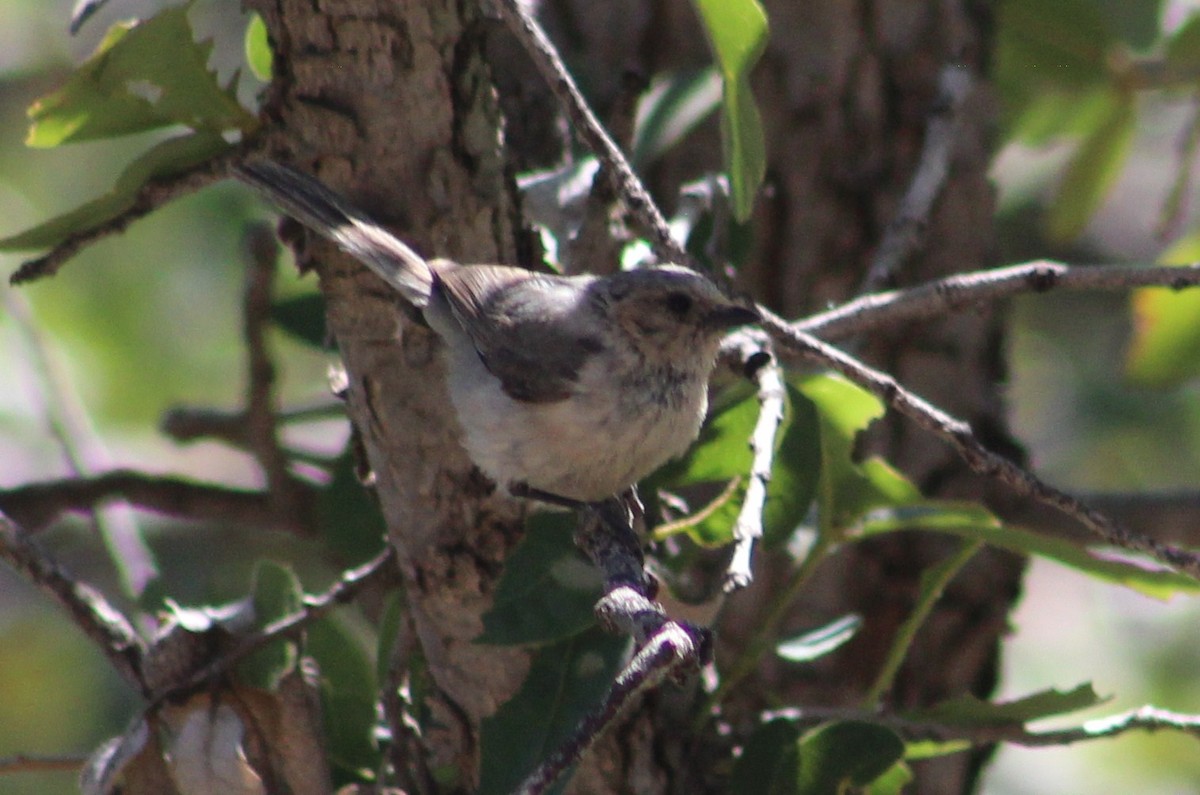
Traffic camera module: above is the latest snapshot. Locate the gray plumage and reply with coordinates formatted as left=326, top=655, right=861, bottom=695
left=235, top=160, right=758, bottom=502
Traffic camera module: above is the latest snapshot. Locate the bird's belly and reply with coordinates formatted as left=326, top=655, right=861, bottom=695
left=448, top=358, right=706, bottom=502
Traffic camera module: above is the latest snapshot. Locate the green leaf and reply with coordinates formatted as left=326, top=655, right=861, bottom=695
left=317, top=454, right=387, bottom=566
left=762, top=382, right=821, bottom=547
left=864, top=760, right=914, bottom=795
left=907, top=683, right=1105, bottom=726
left=995, top=0, right=1114, bottom=126
left=1008, top=86, right=1117, bottom=148
left=1126, top=237, right=1200, bottom=387
left=632, top=69, right=722, bottom=168
left=1045, top=90, right=1136, bottom=243
left=690, top=0, right=768, bottom=221
left=856, top=502, right=1200, bottom=601
left=903, top=739, right=971, bottom=760
left=239, top=561, right=303, bottom=688
left=26, top=2, right=256, bottom=147
left=479, top=627, right=630, bottom=795
left=0, top=131, right=232, bottom=252
left=795, top=721, right=906, bottom=795
left=798, top=373, right=921, bottom=538
left=730, top=718, right=800, bottom=795
left=477, top=513, right=603, bottom=645
left=657, top=381, right=758, bottom=485
left=272, top=293, right=328, bottom=348
left=776, top=613, right=861, bottom=663
left=308, top=614, right=380, bottom=777
left=653, top=379, right=819, bottom=549
left=244, top=13, right=273, bottom=81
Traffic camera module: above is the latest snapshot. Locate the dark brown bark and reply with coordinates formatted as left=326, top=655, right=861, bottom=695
left=247, top=0, right=533, bottom=786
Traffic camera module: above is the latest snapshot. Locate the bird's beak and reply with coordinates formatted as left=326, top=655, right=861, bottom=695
left=705, top=302, right=760, bottom=330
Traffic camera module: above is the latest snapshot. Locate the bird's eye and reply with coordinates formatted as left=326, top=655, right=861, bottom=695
left=663, top=291, right=693, bottom=317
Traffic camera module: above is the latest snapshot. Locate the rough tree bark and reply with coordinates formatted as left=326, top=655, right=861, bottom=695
left=248, top=0, right=534, bottom=785
left=248, top=0, right=1023, bottom=793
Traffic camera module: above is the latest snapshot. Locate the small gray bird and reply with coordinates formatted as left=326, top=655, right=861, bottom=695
left=235, top=161, right=758, bottom=504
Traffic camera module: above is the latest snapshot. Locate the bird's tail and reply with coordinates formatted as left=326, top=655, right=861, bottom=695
left=235, top=160, right=433, bottom=307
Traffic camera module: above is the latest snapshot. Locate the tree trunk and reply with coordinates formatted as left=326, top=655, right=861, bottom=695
left=251, top=0, right=1025, bottom=792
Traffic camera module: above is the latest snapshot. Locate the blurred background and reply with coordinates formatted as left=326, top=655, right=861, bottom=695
left=1, top=1, right=1199, bottom=793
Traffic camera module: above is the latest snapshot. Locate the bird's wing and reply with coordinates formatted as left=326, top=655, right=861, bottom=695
left=435, top=265, right=605, bottom=404
left=236, top=161, right=434, bottom=307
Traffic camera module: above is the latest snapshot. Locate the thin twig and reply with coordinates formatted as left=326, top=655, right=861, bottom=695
left=722, top=336, right=786, bottom=591
left=151, top=545, right=396, bottom=704
left=492, top=0, right=689, bottom=267
left=802, top=260, right=1200, bottom=341
left=859, top=65, right=974, bottom=293
left=0, top=512, right=145, bottom=693
left=240, top=222, right=308, bottom=520
left=3, top=289, right=157, bottom=595
left=0, top=753, right=88, bottom=775
left=9, top=150, right=234, bottom=284
left=0, top=469, right=313, bottom=535
left=516, top=622, right=701, bottom=795
left=765, top=703, right=1200, bottom=748
left=863, top=540, right=984, bottom=705
left=761, top=310, right=1200, bottom=581
left=516, top=502, right=710, bottom=794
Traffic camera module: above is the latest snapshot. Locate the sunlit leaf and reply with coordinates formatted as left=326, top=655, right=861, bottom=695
left=655, top=382, right=758, bottom=485
left=690, top=0, right=768, bottom=221
left=27, top=2, right=255, bottom=147
left=632, top=69, right=722, bottom=167
left=1045, top=90, right=1136, bottom=243
left=238, top=561, right=303, bottom=688
left=1127, top=236, right=1200, bottom=387
left=904, top=739, right=972, bottom=760
left=776, top=614, right=861, bottom=663
left=856, top=502, right=1200, bottom=600
left=906, top=683, right=1105, bottom=726
left=244, top=13, right=273, bottom=81
left=865, top=760, right=914, bottom=795
left=798, top=373, right=921, bottom=539
left=477, top=513, right=603, bottom=645
left=479, top=628, right=630, bottom=795
left=0, top=131, right=232, bottom=252
left=795, top=721, right=906, bottom=795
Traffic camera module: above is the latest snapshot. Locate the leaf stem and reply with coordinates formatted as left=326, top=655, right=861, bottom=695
left=863, top=539, right=984, bottom=706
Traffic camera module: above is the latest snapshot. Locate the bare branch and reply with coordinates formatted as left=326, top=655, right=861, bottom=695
left=3, top=289, right=157, bottom=595
left=0, top=512, right=145, bottom=692
left=720, top=334, right=786, bottom=591
left=516, top=621, right=702, bottom=795
left=760, top=310, right=1200, bottom=581
left=1007, top=491, right=1200, bottom=548
left=239, top=222, right=313, bottom=522
left=9, top=149, right=234, bottom=284
left=152, top=545, right=397, bottom=703
left=0, top=470, right=312, bottom=535
left=802, top=260, right=1200, bottom=340
left=492, top=0, right=689, bottom=267
left=768, top=703, right=1200, bottom=748
left=516, top=501, right=710, bottom=795
left=860, top=65, right=974, bottom=293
